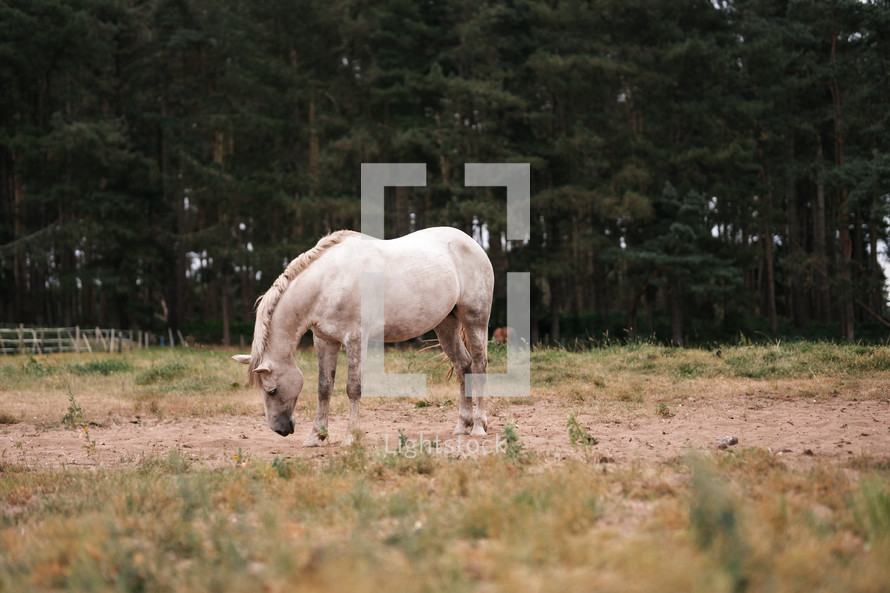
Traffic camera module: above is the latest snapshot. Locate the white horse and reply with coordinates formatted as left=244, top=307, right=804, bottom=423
left=233, top=226, right=494, bottom=446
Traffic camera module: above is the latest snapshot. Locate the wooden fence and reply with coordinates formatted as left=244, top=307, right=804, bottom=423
left=0, top=326, right=186, bottom=355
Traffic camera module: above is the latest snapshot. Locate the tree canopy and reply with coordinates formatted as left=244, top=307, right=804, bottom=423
left=2, top=0, right=889, bottom=345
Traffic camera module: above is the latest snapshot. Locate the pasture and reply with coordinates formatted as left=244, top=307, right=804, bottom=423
left=1, top=342, right=890, bottom=592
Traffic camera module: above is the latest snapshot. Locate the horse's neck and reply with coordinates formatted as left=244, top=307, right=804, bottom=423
left=266, top=283, right=310, bottom=358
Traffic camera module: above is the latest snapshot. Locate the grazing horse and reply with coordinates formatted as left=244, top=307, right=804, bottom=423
left=492, top=327, right=514, bottom=345
left=233, top=227, right=494, bottom=446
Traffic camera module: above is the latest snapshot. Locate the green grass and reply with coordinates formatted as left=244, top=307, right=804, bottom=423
left=599, top=341, right=890, bottom=379
left=1, top=340, right=887, bottom=396
left=67, top=359, right=131, bottom=376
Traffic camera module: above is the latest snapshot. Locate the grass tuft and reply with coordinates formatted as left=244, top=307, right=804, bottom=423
left=135, top=361, right=189, bottom=385
left=67, top=359, right=130, bottom=375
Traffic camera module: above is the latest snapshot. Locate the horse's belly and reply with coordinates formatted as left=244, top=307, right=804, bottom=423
left=381, top=271, right=458, bottom=341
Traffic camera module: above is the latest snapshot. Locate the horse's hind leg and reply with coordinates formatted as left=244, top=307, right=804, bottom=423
left=461, top=317, right=489, bottom=436
left=343, top=338, right=363, bottom=446
left=434, top=314, right=473, bottom=435
left=303, top=335, right=339, bottom=447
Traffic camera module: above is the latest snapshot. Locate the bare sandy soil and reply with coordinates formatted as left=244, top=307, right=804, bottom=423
left=3, top=387, right=888, bottom=471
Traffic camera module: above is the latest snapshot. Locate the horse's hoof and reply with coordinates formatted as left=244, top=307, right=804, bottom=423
left=452, top=424, right=470, bottom=436
left=302, top=434, right=327, bottom=447
left=343, top=431, right=363, bottom=447
left=470, top=424, right=487, bottom=437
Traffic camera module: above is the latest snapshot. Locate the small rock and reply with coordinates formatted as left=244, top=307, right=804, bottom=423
left=717, top=436, right=739, bottom=449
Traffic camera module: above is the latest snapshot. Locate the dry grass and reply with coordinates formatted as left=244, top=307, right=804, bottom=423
left=0, top=349, right=257, bottom=425
left=2, top=445, right=889, bottom=593
left=1, top=342, right=890, bottom=592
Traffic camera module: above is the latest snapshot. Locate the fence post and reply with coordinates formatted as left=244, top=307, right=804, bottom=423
left=75, top=326, right=81, bottom=353
left=96, top=327, right=107, bottom=352
left=168, top=328, right=175, bottom=348
left=17, top=324, right=24, bottom=354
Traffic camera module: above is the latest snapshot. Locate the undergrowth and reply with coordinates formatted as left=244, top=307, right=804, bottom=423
left=1, top=448, right=888, bottom=592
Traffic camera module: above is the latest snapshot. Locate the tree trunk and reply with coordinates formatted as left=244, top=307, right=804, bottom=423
left=488, top=225, right=507, bottom=306
left=222, top=271, right=232, bottom=347
left=160, top=95, right=186, bottom=333
left=785, top=137, right=807, bottom=329
left=395, top=185, right=410, bottom=238
left=762, top=228, right=778, bottom=334
left=830, top=28, right=854, bottom=341
left=549, top=276, right=561, bottom=344
left=868, top=209, right=882, bottom=314
left=13, top=156, right=27, bottom=322
left=0, top=148, right=11, bottom=320
left=308, top=94, right=318, bottom=195
left=547, top=218, right=561, bottom=344
left=837, top=188, right=855, bottom=341
left=669, top=282, right=683, bottom=347
left=813, top=140, right=830, bottom=322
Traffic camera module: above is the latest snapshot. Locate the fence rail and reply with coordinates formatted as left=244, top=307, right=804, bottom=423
left=0, top=326, right=174, bottom=355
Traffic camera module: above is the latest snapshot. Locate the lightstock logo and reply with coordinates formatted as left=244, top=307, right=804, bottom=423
left=359, top=162, right=530, bottom=399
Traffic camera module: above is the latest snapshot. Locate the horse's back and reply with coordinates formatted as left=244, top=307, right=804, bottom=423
left=289, top=227, right=493, bottom=341
left=386, top=226, right=487, bottom=257
left=316, top=227, right=493, bottom=340
left=385, top=227, right=493, bottom=296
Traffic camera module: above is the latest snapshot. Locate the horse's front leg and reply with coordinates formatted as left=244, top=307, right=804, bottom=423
left=342, top=340, right=363, bottom=446
left=303, top=336, right=340, bottom=447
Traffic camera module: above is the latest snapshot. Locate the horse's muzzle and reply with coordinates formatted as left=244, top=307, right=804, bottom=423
left=272, top=417, right=295, bottom=437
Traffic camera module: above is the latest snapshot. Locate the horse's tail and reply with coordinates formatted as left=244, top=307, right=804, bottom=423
left=423, top=322, right=474, bottom=382
left=445, top=324, right=472, bottom=381
left=459, top=323, right=471, bottom=353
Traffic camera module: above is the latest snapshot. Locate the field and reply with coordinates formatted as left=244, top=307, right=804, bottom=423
left=1, top=342, right=890, bottom=592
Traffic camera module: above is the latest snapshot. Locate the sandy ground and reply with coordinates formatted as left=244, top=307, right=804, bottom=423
left=2, top=388, right=889, bottom=471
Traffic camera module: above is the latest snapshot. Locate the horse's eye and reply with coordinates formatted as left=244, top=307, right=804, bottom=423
left=268, top=388, right=278, bottom=397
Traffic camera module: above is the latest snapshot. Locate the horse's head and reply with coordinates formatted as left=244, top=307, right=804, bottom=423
left=232, top=355, right=304, bottom=436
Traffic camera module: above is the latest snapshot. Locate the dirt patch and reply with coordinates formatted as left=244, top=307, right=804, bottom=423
left=3, top=391, right=888, bottom=470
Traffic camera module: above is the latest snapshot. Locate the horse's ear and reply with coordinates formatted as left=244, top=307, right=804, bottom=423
left=253, top=361, right=272, bottom=374
left=232, top=355, right=251, bottom=365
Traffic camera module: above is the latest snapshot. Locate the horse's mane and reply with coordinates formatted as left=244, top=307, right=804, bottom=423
left=248, top=230, right=359, bottom=385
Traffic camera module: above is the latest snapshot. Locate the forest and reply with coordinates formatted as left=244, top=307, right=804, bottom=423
left=1, top=0, right=889, bottom=346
